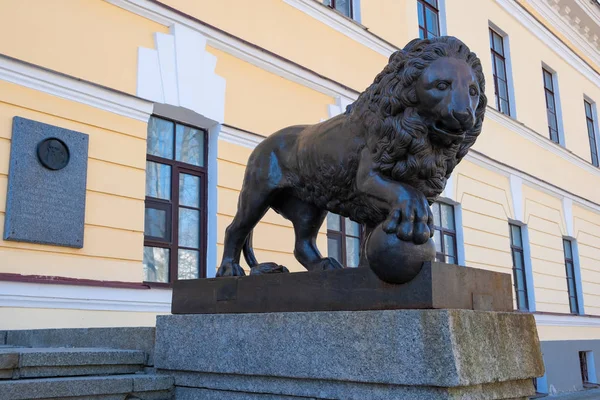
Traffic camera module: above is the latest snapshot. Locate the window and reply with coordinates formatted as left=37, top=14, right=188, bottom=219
left=543, top=68, right=560, bottom=144
left=489, top=28, right=511, bottom=116
left=509, top=224, right=529, bottom=311
left=417, top=0, right=440, bottom=39
left=432, top=202, right=457, bottom=264
left=585, top=100, right=599, bottom=167
left=143, top=116, right=208, bottom=284
left=327, top=213, right=361, bottom=268
left=323, top=0, right=352, bottom=18
left=580, top=351, right=590, bottom=384
left=563, top=239, right=581, bottom=314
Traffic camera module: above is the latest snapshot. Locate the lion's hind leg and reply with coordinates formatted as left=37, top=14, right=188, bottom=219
left=276, top=196, right=344, bottom=272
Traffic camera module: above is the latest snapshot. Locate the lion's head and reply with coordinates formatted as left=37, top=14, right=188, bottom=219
left=349, top=36, right=487, bottom=203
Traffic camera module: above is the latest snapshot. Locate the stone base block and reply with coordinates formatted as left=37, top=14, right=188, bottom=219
left=155, top=309, right=544, bottom=400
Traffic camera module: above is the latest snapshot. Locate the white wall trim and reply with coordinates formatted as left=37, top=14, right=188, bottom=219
left=486, top=108, right=600, bottom=179
left=0, top=281, right=171, bottom=313
left=535, top=313, right=600, bottom=327
left=494, top=0, right=600, bottom=88
left=282, top=0, right=394, bottom=56
left=528, top=0, right=600, bottom=69
left=571, top=239, right=586, bottom=316
left=0, top=55, right=153, bottom=122
left=106, top=0, right=360, bottom=101
left=509, top=175, right=524, bottom=221
left=220, top=125, right=265, bottom=149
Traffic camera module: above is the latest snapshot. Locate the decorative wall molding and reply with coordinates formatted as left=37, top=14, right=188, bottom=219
left=0, top=281, right=171, bottom=313
left=282, top=0, right=396, bottom=56
left=0, top=54, right=153, bottom=122
left=138, top=24, right=226, bottom=123
left=495, top=0, right=600, bottom=86
left=486, top=108, right=600, bottom=178
left=107, top=0, right=359, bottom=101
left=535, top=313, right=600, bottom=327
left=528, top=0, right=600, bottom=61
left=220, top=124, right=265, bottom=149
left=509, top=175, right=524, bottom=221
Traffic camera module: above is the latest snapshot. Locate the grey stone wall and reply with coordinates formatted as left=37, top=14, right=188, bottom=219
left=541, top=339, right=600, bottom=394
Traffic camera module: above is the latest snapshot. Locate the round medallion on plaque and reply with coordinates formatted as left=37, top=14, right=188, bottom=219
left=37, top=138, right=70, bottom=171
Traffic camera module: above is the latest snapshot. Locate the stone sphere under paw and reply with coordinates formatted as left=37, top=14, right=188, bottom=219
left=366, top=224, right=436, bottom=284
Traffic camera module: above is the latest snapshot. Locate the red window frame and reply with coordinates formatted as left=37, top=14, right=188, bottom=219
left=543, top=68, right=560, bottom=144
left=490, top=28, right=511, bottom=116
left=144, top=116, right=209, bottom=286
left=417, top=0, right=440, bottom=39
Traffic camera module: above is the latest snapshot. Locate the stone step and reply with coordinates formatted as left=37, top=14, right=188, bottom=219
left=0, top=347, right=146, bottom=379
left=0, top=373, right=173, bottom=400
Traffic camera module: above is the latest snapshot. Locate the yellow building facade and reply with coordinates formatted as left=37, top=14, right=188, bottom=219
left=0, top=0, right=599, bottom=394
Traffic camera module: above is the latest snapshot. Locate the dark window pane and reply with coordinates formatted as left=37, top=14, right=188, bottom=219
left=425, top=8, right=439, bottom=37
left=492, top=32, right=504, bottom=55
left=514, top=251, right=524, bottom=272
left=517, top=290, right=528, bottom=311
left=587, top=120, right=595, bottom=137
left=567, top=277, right=577, bottom=295
left=495, top=58, right=506, bottom=80
left=432, top=203, right=441, bottom=226
left=323, top=0, right=332, bottom=6
left=176, top=124, right=205, bottom=167
left=441, top=204, right=455, bottom=230
left=327, top=213, right=341, bottom=231
left=585, top=101, right=593, bottom=118
left=510, top=225, right=522, bottom=247
left=143, top=246, right=170, bottom=283
left=514, top=262, right=526, bottom=287
left=146, top=161, right=171, bottom=200
left=543, top=71, right=553, bottom=90
left=500, top=99, right=510, bottom=115
left=419, top=28, right=426, bottom=39
left=145, top=207, right=168, bottom=240
left=334, top=0, right=351, bottom=17
left=328, top=236, right=342, bottom=263
left=147, top=117, right=174, bottom=159
left=346, top=237, right=360, bottom=268
left=446, top=255, right=456, bottom=264
left=434, top=230, right=442, bottom=253
left=444, top=234, right=456, bottom=258
left=178, top=249, right=200, bottom=280
left=345, top=218, right=361, bottom=237
left=563, top=239, right=573, bottom=259
left=570, top=298, right=579, bottom=314
left=498, top=80, right=509, bottom=100
left=179, top=208, right=200, bottom=248
left=179, top=173, right=201, bottom=208
left=546, top=92, right=556, bottom=112
left=425, top=0, right=438, bottom=7
left=417, top=2, right=424, bottom=26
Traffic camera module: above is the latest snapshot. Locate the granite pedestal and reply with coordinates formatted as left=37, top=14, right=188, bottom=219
left=155, top=307, right=544, bottom=399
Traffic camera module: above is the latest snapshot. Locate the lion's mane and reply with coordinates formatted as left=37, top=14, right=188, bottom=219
left=349, top=36, right=487, bottom=203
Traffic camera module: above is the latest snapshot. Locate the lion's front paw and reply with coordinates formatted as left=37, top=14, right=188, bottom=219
left=382, top=195, right=434, bottom=245
left=216, top=261, right=246, bottom=277
left=311, top=257, right=344, bottom=272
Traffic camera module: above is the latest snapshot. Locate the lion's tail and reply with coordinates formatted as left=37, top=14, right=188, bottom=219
left=242, top=230, right=259, bottom=268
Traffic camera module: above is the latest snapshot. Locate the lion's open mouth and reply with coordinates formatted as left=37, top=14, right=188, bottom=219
left=432, top=122, right=465, bottom=139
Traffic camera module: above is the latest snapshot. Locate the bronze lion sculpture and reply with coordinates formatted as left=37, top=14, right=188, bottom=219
left=217, top=36, right=487, bottom=281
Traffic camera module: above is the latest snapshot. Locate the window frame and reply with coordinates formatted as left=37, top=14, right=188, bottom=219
left=326, top=214, right=362, bottom=268
left=543, top=68, right=561, bottom=144
left=584, top=99, right=599, bottom=167
left=489, top=28, right=512, bottom=117
left=144, top=116, right=209, bottom=286
left=509, top=223, right=529, bottom=311
left=417, top=0, right=441, bottom=39
left=563, top=238, right=581, bottom=315
left=324, top=0, right=353, bottom=18
left=432, top=202, right=458, bottom=264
